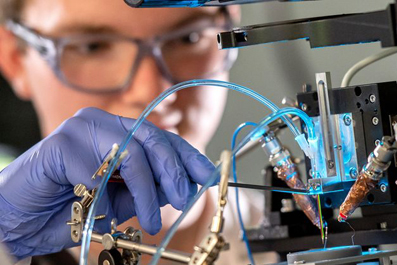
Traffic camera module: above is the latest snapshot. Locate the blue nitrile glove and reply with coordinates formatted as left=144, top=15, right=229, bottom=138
left=0, top=107, right=215, bottom=260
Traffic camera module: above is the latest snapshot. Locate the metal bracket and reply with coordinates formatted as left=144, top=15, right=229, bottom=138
left=218, top=2, right=397, bottom=49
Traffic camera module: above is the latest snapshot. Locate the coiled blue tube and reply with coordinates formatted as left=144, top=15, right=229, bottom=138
left=79, top=80, right=309, bottom=265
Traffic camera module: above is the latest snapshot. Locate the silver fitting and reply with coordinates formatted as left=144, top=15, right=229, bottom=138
left=260, top=132, right=290, bottom=166
left=363, top=136, right=397, bottom=181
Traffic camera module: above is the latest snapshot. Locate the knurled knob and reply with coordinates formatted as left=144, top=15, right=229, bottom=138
left=74, top=184, right=87, bottom=197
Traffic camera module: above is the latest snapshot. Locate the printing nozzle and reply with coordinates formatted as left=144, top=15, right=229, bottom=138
left=338, top=136, right=397, bottom=222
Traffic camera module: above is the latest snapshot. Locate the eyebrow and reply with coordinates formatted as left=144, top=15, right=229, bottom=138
left=166, top=10, right=220, bottom=32
left=47, top=9, right=221, bottom=37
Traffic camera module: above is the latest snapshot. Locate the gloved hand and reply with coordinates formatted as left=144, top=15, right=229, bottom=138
left=0, top=107, right=215, bottom=260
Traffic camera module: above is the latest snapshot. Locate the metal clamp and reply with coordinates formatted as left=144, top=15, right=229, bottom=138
left=190, top=150, right=231, bottom=265
left=67, top=184, right=105, bottom=243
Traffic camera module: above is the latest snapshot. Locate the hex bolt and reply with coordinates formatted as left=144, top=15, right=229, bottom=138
left=372, top=117, right=379, bottom=126
left=369, top=94, right=376, bottom=103
left=380, top=184, right=387, bottom=193
left=349, top=168, right=358, bottom=179
left=343, top=115, right=352, bottom=126
left=327, top=160, right=335, bottom=169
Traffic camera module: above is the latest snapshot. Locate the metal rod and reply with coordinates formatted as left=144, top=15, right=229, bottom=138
left=91, top=232, right=191, bottom=263
left=227, top=182, right=310, bottom=194
left=316, top=72, right=337, bottom=177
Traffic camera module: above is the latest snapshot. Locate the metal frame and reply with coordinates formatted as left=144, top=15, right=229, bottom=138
left=217, top=2, right=397, bottom=49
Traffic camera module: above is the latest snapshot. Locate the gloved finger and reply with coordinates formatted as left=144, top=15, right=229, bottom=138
left=163, top=131, right=216, bottom=185
left=120, top=118, right=193, bottom=211
left=45, top=117, right=106, bottom=190
left=156, top=185, right=168, bottom=207
left=107, top=183, right=136, bottom=224
left=118, top=137, right=162, bottom=235
left=62, top=108, right=161, bottom=234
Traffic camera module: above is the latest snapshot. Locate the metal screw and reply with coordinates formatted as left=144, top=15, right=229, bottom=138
left=380, top=222, right=388, bottom=229
left=343, top=115, right=352, bottom=126
left=349, top=168, right=358, bottom=179
left=281, top=199, right=295, bottom=213
left=282, top=97, right=296, bottom=107
left=74, top=184, right=87, bottom=197
left=103, top=261, right=110, bottom=265
left=334, top=145, right=342, bottom=150
left=372, top=117, right=379, bottom=126
left=380, top=184, right=387, bottom=193
left=375, top=139, right=381, bottom=146
left=111, top=218, right=118, bottom=234
left=327, top=160, right=335, bottom=169
left=369, top=94, right=376, bottom=103
left=301, top=103, right=308, bottom=111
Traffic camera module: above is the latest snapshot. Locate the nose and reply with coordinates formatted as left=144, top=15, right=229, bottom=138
left=120, top=56, right=177, bottom=108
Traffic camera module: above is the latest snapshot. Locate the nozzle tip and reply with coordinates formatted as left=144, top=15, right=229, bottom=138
left=338, top=212, right=347, bottom=222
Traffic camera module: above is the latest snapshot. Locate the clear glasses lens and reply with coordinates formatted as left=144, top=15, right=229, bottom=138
left=58, top=26, right=230, bottom=92
left=161, top=27, right=229, bottom=82
left=59, top=37, right=138, bottom=91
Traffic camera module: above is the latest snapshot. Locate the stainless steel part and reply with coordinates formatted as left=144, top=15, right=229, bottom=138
left=73, top=183, right=97, bottom=208
left=189, top=234, right=228, bottom=265
left=68, top=184, right=104, bottom=242
left=69, top=201, right=84, bottom=243
left=189, top=150, right=231, bottom=265
left=316, top=73, right=335, bottom=176
left=363, top=136, right=396, bottom=181
left=92, top=143, right=128, bottom=180
left=316, top=72, right=344, bottom=179
left=281, top=97, right=297, bottom=107
left=91, top=232, right=191, bottom=263
left=111, top=218, right=118, bottom=234
left=259, top=132, right=290, bottom=167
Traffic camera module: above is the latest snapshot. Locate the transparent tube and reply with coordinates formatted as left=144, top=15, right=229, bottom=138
left=79, top=80, right=305, bottom=265
left=149, top=107, right=315, bottom=265
left=231, top=122, right=257, bottom=265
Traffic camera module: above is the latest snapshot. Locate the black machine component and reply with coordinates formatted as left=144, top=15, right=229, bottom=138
left=298, top=81, right=397, bottom=209
left=217, top=2, right=397, bottom=50
left=247, top=82, right=397, bottom=255
left=98, top=249, right=123, bottom=265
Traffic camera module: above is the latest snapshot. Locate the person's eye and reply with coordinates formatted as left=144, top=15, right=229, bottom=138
left=67, top=41, right=112, bottom=55
left=180, top=32, right=202, bottom=45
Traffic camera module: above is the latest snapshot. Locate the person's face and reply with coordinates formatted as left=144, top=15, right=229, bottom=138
left=2, top=0, right=237, bottom=152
